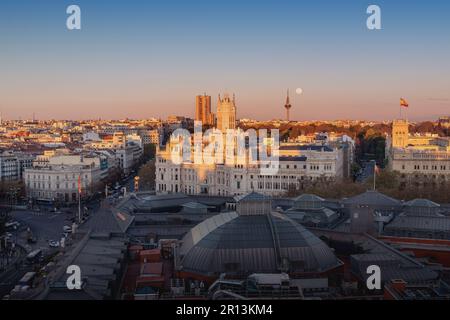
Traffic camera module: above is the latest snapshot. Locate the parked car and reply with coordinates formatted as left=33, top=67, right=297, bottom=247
left=48, top=240, right=60, bottom=248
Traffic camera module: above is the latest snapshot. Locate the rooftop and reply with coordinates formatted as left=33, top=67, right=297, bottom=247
left=343, top=190, right=402, bottom=207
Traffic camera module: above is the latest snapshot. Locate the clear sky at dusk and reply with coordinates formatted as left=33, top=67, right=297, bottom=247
left=1, top=0, right=449, bottom=121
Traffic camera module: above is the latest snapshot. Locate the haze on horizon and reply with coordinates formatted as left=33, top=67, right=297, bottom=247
left=1, top=0, right=449, bottom=122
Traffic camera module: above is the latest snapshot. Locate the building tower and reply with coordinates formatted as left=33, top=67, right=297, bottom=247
left=392, top=119, right=409, bottom=149
left=284, top=90, right=292, bottom=121
left=195, top=94, right=214, bottom=126
left=216, top=93, right=236, bottom=132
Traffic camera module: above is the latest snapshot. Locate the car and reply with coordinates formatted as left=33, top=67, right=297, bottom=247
left=5, top=221, right=20, bottom=230
left=48, top=240, right=60, bottom=248
left=63, top=226, right=72, bottom=233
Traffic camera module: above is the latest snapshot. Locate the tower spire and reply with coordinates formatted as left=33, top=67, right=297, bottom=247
left=284, top=89, right=292, bottom=121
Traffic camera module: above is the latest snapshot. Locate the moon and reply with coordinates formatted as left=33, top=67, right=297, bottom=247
left=295, top=88, right=303, bottom=95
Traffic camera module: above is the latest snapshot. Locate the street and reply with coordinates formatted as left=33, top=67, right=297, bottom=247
left=11, top=211, right=69, bottom=250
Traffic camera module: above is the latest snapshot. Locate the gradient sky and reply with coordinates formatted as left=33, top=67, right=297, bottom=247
left=1, top=0, right=449, bottom=121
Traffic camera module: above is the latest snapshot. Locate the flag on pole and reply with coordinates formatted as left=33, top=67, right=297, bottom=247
left=78, top=175, right=82, bottom=194
left=400, top=98, right=409, bottom=108
left=374, top=164, right=381, bottom=175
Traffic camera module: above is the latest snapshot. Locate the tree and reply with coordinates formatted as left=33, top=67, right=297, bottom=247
left=285, top=178, right=366, bottom=199
left=103, top=167, right=124, bottom=188
left=0, top=181, right=25, bottom=206
left=143, top=143, right=157, bottom=162
left=373, top=170, right=399, bottom=190
left=0, top=216, right=6, bottom=237
left=137, top=160, right=156, bottom=191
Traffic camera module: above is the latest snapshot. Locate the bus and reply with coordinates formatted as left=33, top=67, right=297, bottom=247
left=26, top=249, right=42, bottom=265
left=18, top=272, right=37, bottom=288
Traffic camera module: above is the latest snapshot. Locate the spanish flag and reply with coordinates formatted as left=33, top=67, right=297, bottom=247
left=374, top=164, right=381, bottom=175
left=400, top=98, right=409, bottom=108
left=78, top=175, right=82, bottom=194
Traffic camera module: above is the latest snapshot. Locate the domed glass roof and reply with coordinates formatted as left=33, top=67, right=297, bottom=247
left=179, top=211, right=341, bottom=276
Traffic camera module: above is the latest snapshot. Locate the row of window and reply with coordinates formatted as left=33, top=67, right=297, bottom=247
left=28, top=181, right=87, bottom=190
left=407, top=165, right=449, bottom=171
left=27, top=173, right=89, bottom=180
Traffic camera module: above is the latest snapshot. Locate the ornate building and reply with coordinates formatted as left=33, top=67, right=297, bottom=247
left=216, top=93, right=236, bottom=132
left=387, top=119, right=450, bottom=185
left=155, top=140, right=346, bottom=197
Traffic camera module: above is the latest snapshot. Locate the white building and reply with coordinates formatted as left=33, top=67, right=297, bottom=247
left=24, top=153, right=110, bottom=203
left=0, top=151, right=19, bottom=181
left=387, top=119, right=450, bottom=184
left=89, top=132, right=143, bottom=175
left=155, top=141, right=346, bottom=197
left=139, top=129, right=161, bottom=146
left=0, top=151, right=34, bottom=181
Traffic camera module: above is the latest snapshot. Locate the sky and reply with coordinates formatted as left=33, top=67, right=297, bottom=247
left=1, top=0, right=449, bottom=121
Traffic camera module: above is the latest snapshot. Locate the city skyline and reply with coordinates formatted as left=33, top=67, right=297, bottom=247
left=1, top=1, right=450, bottom=121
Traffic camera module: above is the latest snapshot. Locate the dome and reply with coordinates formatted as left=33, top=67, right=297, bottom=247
left=179, top=211, right=341, bottom=277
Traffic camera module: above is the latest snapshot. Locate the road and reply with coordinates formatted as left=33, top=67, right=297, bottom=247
left=356, top=161, right=375, bottom=184
left=0, top=189, right=110, bottom=298
left=11, top=211, right=69, bottom=251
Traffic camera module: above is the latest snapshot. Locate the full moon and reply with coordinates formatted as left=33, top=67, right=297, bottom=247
left=296, top=88, right=303, bottom=95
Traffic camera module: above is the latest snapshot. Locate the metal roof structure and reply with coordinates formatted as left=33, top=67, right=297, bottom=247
left=83, top=204, right=134, bottom=236
left=343, top=190, right=402, bottom=207
left=44, top=232, right=127, bottom=300
left=406, top=199, right=440, bottom=208
left=233, top=192, right=270, bottom=203
left=311, top=229, right=439, bottom=284
left=385, top=216, right=450, bottom=233
left=279, top=145, right=334, bottom=152
left=294, top=194, right=325, bottom=203
left=179, top=211, right=341, bottom=276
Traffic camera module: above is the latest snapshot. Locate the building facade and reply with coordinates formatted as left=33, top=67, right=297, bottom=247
left=89, top=132, right=143, bottom=175
left=216, top=93, right=236, bottom=132
left=24, top=153, right=109, bottom=203
left=195, top=94, right=215, bottom=126
left=387, top=119, right=450, bottom=184
left=0, top=151, right=34, bottom=181
left=155, top=141, right=346, bottom=197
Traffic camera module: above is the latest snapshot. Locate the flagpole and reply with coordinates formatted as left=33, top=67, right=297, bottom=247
left=373, top=166, right=376, bottom=191
left=78, top=190, right=81, bottom=224
left=78, top=171, right=81, bottom=224
left=373, top=160, right=377, bottom=191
